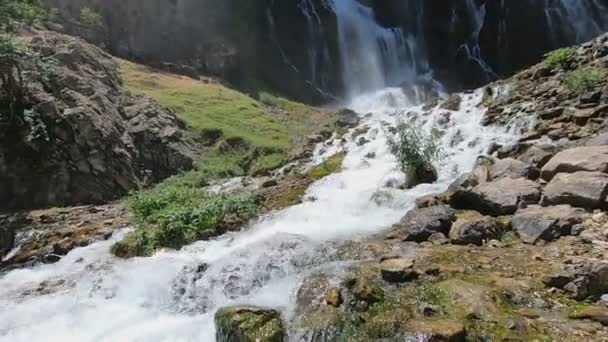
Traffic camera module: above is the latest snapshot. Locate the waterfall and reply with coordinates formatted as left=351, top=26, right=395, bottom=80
left=298, top=0, right=332, bottom=90
left=545, top=0, right=608, bottom=45
left=328, top=0, right=428, bottom=97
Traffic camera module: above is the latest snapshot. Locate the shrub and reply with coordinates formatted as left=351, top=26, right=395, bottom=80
left=387, top=120, right=443, bottom=180
left=543, top=47, right=575, bottom=70
left=0, top=0, right=45, bottom=33
left=79, top=7, right=103, bottom=28
left=563, top=67, right=607, bottom=95
left=113, top=185, right=260, bottom=256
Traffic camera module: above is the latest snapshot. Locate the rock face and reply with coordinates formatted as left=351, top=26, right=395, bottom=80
left=215, top=306, right=284, bottom=342
left=0, top=31, right=199, bottom=209
left=542, top=172, right=608, bottom=209
left=512, top=205, right=586, bottom=244
left=391, top=205, right=456, bottom=242
left=452, top=178, right=541, bottom=216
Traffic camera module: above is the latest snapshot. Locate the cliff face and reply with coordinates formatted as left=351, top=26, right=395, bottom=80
left=46, top=0, right=608, bottom=102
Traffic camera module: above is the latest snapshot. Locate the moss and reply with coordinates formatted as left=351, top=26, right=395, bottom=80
left=215, top=307, right=284, bottom=342
left=307, top=153, right=345, bottom=180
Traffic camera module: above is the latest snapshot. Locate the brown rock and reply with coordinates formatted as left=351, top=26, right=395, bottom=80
left=325, top=287, right=342, bottom=307
left=541, top=146, right=608, bottom=181
left=380, top=258, right=418, bottom=283
left=542, top=171, right=608, bottom=209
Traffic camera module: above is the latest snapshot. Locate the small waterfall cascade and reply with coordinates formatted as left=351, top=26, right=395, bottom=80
left=328, top=0, right=429, bottom=97
left=297, top=0, right=333, bottom=90
left=545, top=0, right=608, bottom=45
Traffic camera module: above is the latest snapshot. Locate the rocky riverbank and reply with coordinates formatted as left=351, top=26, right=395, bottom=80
left=215, top=33, right=608, bottom=341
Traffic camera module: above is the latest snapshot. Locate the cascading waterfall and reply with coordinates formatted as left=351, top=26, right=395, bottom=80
left=545, top=0, right=608, bottom=45
left=298, top=0, right=333, bottom=91
left=328, top=0, right=427, bottom=97
left=456, top=0, right=497, bottom=82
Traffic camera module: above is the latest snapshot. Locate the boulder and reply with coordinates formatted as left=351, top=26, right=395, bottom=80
left=543, top=259, right=608, bottom=300
left=392, top=205, right=456, bottom=242
left=335, top=109, right=360, bottom=128
left=380, top=257, right=418, bottom=283
left=452, top=178, right=541, bottom=216
left=489, top=158, right=539, bottom=180
left=512, top=205, right=586, bottom=244
left=540, top=146, right=608, bottom=180
left=215, top=306, right=284, bottom=342
left=440, top=94, right=462, bottom=111
left=542, top=171, right=608, bottom=209
left=516, top=144, right=556, bottom=168
left=449, top=216, right=502, bottom=246
left=404, top=162, right=438, bottom=188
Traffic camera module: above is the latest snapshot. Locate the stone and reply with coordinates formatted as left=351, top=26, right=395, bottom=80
left=512, top=205, right=586, bottom=244
left=335, top=109, right=360, bottom=128
left=544, top=259, right=608, bottom=300
left=325, top=287, right=342, bottom=307
left=392, top=205, right=456, bottom=242
left=428, top=232, right=449, bottom=245
left=403, top=162, right=438, bottom=188
left=452, top=178, right=541, bottom=216
left=586, top=132, right=608, bottom=146
left=440, top=94, right=462, bottom=111
left=346, top=278, right=384, bottom=304
left=516, top=144, right=556, bottom=168
left=449, top=216, right=502, bottom=246
left=542, top=171, right=608, bottom=209
left=416, top=192, right=450, bottom=208
left=215, top=306, right=284, bottom=342
left=489, top=158, right=539, bottom=180
left=570, top=307, right=608, bottom=325
left=408, top=320, right=466, bottom=341
left=541, top=146, right=608, bottom=181
left=380, top=258, right=418, bottom=283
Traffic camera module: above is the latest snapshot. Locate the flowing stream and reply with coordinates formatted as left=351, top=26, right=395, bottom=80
left=0, top=1, right=527, bottom=341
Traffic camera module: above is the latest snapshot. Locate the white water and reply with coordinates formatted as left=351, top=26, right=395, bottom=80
left=0, top=87, right=520, bottom=341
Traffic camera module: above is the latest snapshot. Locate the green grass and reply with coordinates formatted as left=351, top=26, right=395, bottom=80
left=307, top=153, right=345, bottom=180
left=544, top=47, right=576, bottom=70
left=112, top=185, right=260, bottom=257
left=563, top=67, right=607, bottom=95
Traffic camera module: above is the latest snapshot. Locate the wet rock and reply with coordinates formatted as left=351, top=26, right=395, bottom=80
left=416, top=192, right=451, bottom=209
left=0, top=225, right=15, bottom=256
left=449, top=216, right=502, bottom=246
left=325, top=288, right=342, bottom=307
left=404, top=162, right=438, bottom=188
left=512, top=205, right=586, bottom=244
left=408, top=320, right=466, bottom=341
left=570, top=307, right=608, bottom=325
left=380, top=257, right=418, bottom=283
left=544, top=259, right=608, bottom=300
left=335, top=109, right=360, bottom=128
left=392, top=205, right=456, bottom=242
left=440, top=94, right=462, bottom=111
left=541, top=146, right=608, bottom=181
left=489, top=158, right=539, bottom=180
left=541, top=171, right=608, bottom=209
left=215, top=306, right=284, bottom=342
left=452, top=178, right=541, bottom=216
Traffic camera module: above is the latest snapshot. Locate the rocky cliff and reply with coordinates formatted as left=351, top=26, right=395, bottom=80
left=0, top=30, right=200, bottom=210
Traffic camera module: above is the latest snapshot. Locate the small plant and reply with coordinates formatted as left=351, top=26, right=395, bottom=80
left=563, top=67, right=607, bottom=95
left=79, top=7, right=103, bottom=28
left=543, top=47, right=575, bottom=70
left=387, top=120, right=443, bottom=183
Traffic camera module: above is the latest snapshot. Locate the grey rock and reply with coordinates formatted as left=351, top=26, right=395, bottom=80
left=392, top=205, right=456, bottom=242
left=335, top=109, right=360, bottom=128
left=543, top=259, right=608, bottom=300
left=586, top=132, right=608, bottom=146
left=512, top=205, right=587, bottom=244
left=489, top=158, right=540, bottom=180
left=452, top=178, right=541, bottom=216
left=541, top=146, right=608, bottom=181
left=380, top=258, right=418, bottom=283
left=449, top=216, right=502, bottom=246
left=517, top=144, right=556, bottom=168
left=440, top=94, right=462, bottom=111
left=542, top=171, right=608, bottom=209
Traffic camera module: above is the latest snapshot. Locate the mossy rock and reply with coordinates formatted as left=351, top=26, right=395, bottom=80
left=215, top=306, right=285, bottom=342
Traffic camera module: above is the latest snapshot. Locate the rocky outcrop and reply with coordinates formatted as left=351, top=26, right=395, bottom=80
left=215, top=306, right=284, bottom=342
left=0, top=31, right=200, bottom=209
left=389, top=205, right=456, bottom=242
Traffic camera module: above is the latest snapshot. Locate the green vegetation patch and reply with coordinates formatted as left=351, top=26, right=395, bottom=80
left=543, top=47, right=576, bottom=70
left=563, top=67, right=607, bottom=95
left=307, top=153, right=345, bottom=180
left=112, top=185, right=260, bottom=257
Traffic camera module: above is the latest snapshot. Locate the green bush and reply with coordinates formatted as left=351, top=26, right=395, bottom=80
left=0, top=0, right=45, bottom=33
left=563, top=67, right=607, bottom=95
left=113, top=185, right=260, bottom=257
left=543, top=47, right=575, bottom=70
left=79, top=6, right=103, bottom=28
left=387, top=120, right=443, bottom=179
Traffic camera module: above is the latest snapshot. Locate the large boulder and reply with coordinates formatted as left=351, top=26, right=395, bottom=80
left=452, top=178, right=541, bottom=216
left=540, top=146, right=608, bottom=181
left=512, top=205, right=587, bottom=244
left=449, top=215, right=502, bottom=246
left=215, top=306, right=285, bottom=342
left=0, top=31, right=199, bottom=209
left=542, top=171, right=608, bottom=209
left=390, top=205, right=456, bottom=242
left=489, top=158, right=539, bottom=180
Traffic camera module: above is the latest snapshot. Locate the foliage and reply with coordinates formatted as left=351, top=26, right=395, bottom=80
left=543, top=47, right=575, bottom=70
left=79, top=7, right=103, bottom=28
left=387, top=120, right=443, bottom=179
left=563, top=67, right=607, bottom=95
left=113, top=185, right=260, bottom=257
left=0, top=0, right=45, bottom=33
